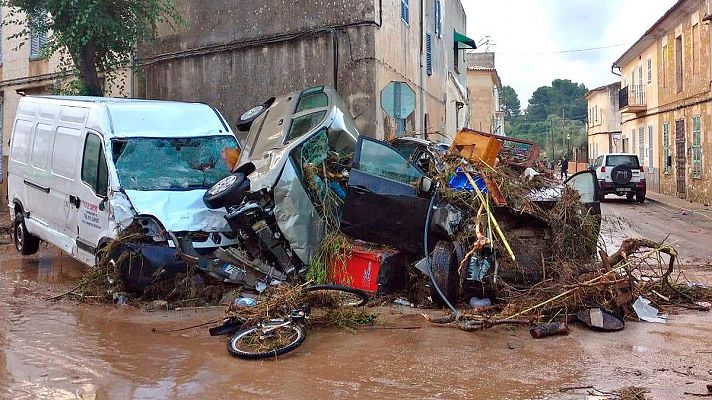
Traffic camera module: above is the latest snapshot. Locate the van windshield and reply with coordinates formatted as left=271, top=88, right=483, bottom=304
left=112, top=136, right=238, bottom=191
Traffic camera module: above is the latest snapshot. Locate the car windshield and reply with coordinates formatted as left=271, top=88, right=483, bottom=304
left=112, top=136, right=238, bottom=191
left=606, top=155, right=640, bottom=168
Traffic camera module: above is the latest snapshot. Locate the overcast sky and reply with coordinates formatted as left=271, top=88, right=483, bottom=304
left=463, top=0, right=677, bottom=107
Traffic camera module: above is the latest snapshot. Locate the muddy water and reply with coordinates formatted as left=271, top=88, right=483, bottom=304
left=3, top=198, right=712, bottom=400
left=0, top=244, right=586, bottom=400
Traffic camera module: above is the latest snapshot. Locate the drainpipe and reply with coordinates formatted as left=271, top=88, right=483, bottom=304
left=418, top=0, right=426, bottom=138
left=332, top=29, right=339, bottom=91
left=611, top=65, right=621, bottom=77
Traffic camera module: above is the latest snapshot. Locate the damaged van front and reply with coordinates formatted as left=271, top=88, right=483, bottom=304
left=104, top=102, right=242, bottom=261
left=7, top=96, right=240, bottom=277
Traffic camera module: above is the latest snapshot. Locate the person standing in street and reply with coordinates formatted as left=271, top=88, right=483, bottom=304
left=559, top=156, right=568, bottom=180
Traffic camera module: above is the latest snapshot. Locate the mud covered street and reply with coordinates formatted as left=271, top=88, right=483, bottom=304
left=0, top=200, right=711, bottom=400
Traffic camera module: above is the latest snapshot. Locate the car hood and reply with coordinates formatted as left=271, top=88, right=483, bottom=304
left=123, top=189, right=229, bottom=232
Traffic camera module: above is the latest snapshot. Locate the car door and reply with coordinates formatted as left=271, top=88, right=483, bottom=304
left=341, top=137, right=432, bottom=253
left=74, top=131, right=110, bottom=263
left=564, top=170, right=601, bottom=217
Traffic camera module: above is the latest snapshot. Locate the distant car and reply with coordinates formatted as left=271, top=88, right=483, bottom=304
left=592, top=153, right=646, bottom=203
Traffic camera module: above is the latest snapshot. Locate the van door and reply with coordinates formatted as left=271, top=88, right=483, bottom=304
left=48, top=126, right=84, bottom=242
left=74, top=131, right=110, bottom=263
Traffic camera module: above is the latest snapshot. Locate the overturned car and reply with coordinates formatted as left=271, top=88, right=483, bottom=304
left=187, top=86, right=601, bottom=305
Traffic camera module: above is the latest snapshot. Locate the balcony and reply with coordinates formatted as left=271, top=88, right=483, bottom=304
left=619, top=85, right=647, bottom=114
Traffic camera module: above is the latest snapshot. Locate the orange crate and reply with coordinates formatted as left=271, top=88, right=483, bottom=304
left=452, top=129, right=502, bottom=167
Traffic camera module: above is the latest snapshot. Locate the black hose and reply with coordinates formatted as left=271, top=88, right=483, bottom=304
left=423, top=191, right=458, bottom=314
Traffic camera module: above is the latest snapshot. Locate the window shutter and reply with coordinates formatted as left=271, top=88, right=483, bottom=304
left=435, top=1, right=442, bottom=36
left=401, top=0, right=409, bottom=24
left=426, top=33, right=432, bottom=76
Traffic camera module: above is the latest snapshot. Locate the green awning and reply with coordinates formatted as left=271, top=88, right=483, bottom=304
left=454, top=31, right=477, bottom=50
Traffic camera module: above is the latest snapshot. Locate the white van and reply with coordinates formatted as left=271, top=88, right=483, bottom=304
left=7, top=96, right=240, bottom=266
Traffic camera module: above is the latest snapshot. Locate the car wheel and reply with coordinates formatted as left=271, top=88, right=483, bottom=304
left=429, top=241, right=459, bottom=307
left=626, top=193, right=635, bottom=203
left=235, top=97, right=274, bottom=132
left=636, top=192, right=646, bottom=203
left=14, top=211, right=40, bottom=255
left=203, top=173, right=249, bottom=210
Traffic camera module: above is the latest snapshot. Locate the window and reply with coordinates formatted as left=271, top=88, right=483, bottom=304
left=662, top=44, right=668, bottom=88
left=594, top=105, right=598, bottom=122
left=295, top=92, right=328, bottom=113
left=401, top=0, right=409, bottom=24
left=426, top=33, right=432, bottom=76
left=647, top=57, right=652, bottom=83
left=605, top=155, right=640, bottom=168
left=81, top=133, right=108, bottom=196
left=692, top=24, right=699, bottom=74
left=594, top=156, right=604, bottom=169
left=286, top=111, right=328, bottom=143
left=675, top=35, right=683, bottom=93
left=29, top=13, right=48, bottom=59
left=663, top=122, right=670, bottom=174
left=359, top=139, right=423, bottom=184
left=647, top=125, right=653, bottom=169
left=693, top=115, right=702, bottom=178
left=631, top=129, right=636, bottom=154
left=434, top=0, right=442, bottom=37
left=638, top=127, right=645, bottom=165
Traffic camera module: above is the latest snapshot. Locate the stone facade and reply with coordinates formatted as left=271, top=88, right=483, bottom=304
left=613, top=0, right=712, bottom=203
left=585, top=82, right=622, bottom=163
left=140, top=0, right=471, bottom=142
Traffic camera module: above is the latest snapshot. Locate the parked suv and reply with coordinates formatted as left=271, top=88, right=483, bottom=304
left=592, top=153, right=646, bottom=203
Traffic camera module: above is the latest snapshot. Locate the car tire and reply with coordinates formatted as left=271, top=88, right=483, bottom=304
left=14, top=211, right=40, bottom=256
left=636, top=192, right=646, bottom=203
left=235, top=97, right=274, bottom=132
left=429, top=241, right=459, bottom=307
left=626, top=193, right=635, bottom=203
left=203, top=173, right=249, bottom=210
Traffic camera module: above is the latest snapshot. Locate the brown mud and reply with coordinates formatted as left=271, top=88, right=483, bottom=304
left=0, top=201, right=711, bottom=399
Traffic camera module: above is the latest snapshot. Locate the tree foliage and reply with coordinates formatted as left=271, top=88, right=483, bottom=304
left=500, top=85, right=520, bottom=118
left=505, top=79, right=589, bottom=160
left=526, top=79, right=588, bottom=123
left=2, top=0, right=184, bottom=96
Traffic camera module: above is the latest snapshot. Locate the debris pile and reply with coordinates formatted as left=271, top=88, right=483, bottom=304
left=426, top=238, right=712, bottom=333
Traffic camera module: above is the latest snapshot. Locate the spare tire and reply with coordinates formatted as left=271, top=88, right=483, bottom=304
left=610, top=164, right=633, bottom=185
left=203, top=173, right=249, bottom=210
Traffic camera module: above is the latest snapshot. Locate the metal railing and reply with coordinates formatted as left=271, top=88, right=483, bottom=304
left=619, top=85, right=646, bottom=110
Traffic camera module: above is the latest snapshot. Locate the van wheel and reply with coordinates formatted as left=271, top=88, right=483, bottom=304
left=636, top=192, right=646, bottom=203
left=14, top=211, right=40, bottom=255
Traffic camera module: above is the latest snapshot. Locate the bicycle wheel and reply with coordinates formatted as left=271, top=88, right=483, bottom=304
left=305, top=284, right=369, bottom=308
left=227, top=323, right=306, bottom=360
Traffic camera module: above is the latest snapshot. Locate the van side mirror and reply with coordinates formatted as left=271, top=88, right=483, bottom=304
left=419, top=176, right=434, bottom=193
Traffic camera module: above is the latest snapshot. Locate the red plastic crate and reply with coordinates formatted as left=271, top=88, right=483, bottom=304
left=330, top=246, right=383, bottom=293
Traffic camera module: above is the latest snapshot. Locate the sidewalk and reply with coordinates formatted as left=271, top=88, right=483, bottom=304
left=646, top=191, right=712, bottom=218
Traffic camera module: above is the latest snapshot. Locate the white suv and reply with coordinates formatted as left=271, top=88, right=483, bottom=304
left=592, top=153, right=646, bottom=203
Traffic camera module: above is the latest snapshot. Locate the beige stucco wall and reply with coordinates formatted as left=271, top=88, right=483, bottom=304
left=467, top=69, right=499, bottom=133
left=619, top=40, right=659, bottom=172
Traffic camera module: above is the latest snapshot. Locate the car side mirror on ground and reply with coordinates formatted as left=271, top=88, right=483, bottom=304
left=419, top=176, right=434, bottom=193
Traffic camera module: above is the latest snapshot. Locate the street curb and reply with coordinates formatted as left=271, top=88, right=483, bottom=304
left=647, top=196, right=712, bottom=221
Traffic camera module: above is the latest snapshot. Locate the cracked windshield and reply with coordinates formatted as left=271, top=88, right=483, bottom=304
left=112, top=136, right=238, bottom=191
